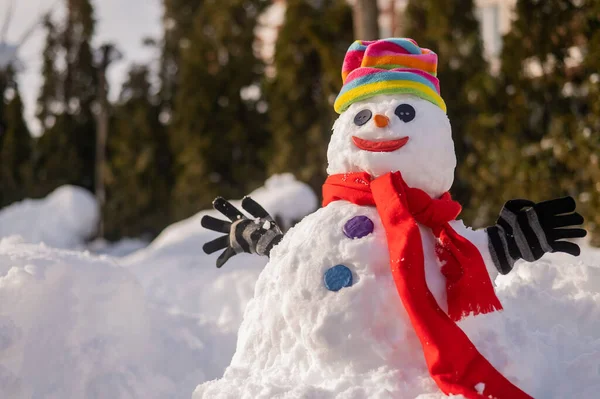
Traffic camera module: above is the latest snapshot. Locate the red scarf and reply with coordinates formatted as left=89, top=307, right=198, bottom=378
left=323, top=172, right=532, bottom=399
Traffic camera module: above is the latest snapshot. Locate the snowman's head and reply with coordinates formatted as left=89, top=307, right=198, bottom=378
left=328, top=38, right=456, bottom=198
left=327, top=94, right=456, bottom=198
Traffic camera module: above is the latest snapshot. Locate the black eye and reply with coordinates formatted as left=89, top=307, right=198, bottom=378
left=394, top=104, right=416, bottom=123
left=353, top=109, right=372, bottom=126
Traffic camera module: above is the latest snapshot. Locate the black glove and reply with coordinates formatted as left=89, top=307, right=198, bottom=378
left=486, top=197, right=587, bottom=275
left=201, top=196, right=283, bottom=268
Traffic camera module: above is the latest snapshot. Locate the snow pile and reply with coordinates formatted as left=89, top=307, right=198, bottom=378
left=122, top=173, right=317, bottom=334
left=461, top=253, right=600, bottom=398
left=0, top=186, right=99, bottom=249
left=0, top=237, right=172, bottom=398
left=193, top=202, right=600, bottom=399
left=0, top=175, right=318, bottom=399
left=3, top=171, right=599, bottom=399
left=118, top=174, right=318, bottom=390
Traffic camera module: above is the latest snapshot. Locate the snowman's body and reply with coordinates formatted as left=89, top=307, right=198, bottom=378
left=194, top=95, right=505, bottom=398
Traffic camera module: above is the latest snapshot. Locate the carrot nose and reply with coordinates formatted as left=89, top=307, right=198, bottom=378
left=374, top=114, right=389, bottom=128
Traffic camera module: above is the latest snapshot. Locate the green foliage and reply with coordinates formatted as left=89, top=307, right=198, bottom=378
left=169, top=0, right=269, bottom=220
left=547, top=0, right=600, bottom=244
left=37, top=16, right=60, bottom=132
left=0, top=78, right=33, bottom=206
left=266, top=0, right=354, bottom=191
left=104, top=66, right=173, bottom=239
left=402, top=0, right=492, bottom=216
left=160, top=0, right=205, bottom=110
left=35, top=0, right=98, bottom=194
left=464, top=0, right=591, bottom=228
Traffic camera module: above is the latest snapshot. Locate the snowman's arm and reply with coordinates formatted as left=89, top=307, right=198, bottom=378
left=457, top=197, right=586, bottom=276
left=201, top=197, right=284, bottom=268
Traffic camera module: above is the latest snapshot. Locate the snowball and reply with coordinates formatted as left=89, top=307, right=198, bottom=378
left=0, top=186, right=99, bottom=249
left=0, top=240, right=167, bottom=398
left=0, top=175, right=317, bottom=398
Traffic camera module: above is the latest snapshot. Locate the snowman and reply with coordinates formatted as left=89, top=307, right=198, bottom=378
left=198, top=38, right=586, bottom=399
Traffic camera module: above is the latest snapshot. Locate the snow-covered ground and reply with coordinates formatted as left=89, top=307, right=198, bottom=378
left=0, top=186, right=99, bottom=250
left=1, top=175, right=600, bottom=398
left=0, top=174, right=319, bottom=398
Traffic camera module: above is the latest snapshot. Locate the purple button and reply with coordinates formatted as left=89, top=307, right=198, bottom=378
left=343, top=216, right=374, bottom=239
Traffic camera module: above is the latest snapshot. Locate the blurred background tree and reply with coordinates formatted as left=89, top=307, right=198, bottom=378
left=2, top=0, right=599, bottom=245
left=34, top=0, right=98, bottom=194
left=352, top=0, right=379, bottom=40
left=169, top=0, right=269, bottom=220
left=160, top=0, right=204, bottom=115
left=464, top=0, right=593, bottom=227
left=104, top=65, right=172, bottom=239
left=266, top=0, right=353, bottom=192
left=0, top=70, right=33, bottom=207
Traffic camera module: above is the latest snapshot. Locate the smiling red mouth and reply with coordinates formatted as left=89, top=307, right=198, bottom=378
left=352, top=136, right=409, bottom=152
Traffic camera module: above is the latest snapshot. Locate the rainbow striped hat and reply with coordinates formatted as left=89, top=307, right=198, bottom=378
left=334, top=38, right=446, bottom=114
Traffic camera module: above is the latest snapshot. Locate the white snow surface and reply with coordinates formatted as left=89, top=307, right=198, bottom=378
left=0, top=174, right=318, bottom=398
left=1, top=174, right=599, bottom=398
left=0, top=186, right=99, bottom=249
left=88, top=238, right=150, bottom=258
left=122, top=174, right=318, bottom=334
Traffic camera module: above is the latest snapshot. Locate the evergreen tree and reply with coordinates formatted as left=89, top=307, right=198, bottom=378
left=464, top=0, right=586, bottom=227
left=541, top=0, right=600, bottom=244
left=402, top=0, right=491, bottom=218
left=266, top=0, right=354, bottom=191
left=169, top=0, right=268, bottom=220
left=35, top=0, right=98, bottom=194
left=0, top=77, right=33, bottom=206
left=104, top=66, right=172, bottom=239
left=160, top=0, right=204, bottom=114
left=37, top=15, right=60, bottom=132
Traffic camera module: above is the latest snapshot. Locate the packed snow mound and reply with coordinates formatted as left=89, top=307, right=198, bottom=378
left=118, top=174, right=318, bottom=391
left=0, top=237, right=156, bottom=398
left=88, top=238, right=149, bottom=257
left=461, top=253, right=600, bottom=398
left=193, top=203, right=600, bottom=399
left=0, top=186, right=99, bottom=249
left=122, top=173, right=317, bottom=332
left=0, top=237, right=224, bottom=398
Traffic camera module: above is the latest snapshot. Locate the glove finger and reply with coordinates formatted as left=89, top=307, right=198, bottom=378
left=536, top=196, right=576, bottom=216
left=203, top=235, right=229, bottom=254
left=549, top=228, right=587, bottom=241
left=216, top=247, right=237, bottom=268
left=551, top=241, right=581, bottom=256
left=503, top=199, right=536, bottom=213
left=213, top=197, right=245, bottom=222
left=242, top=196, right=273, bottom=221
left=548, top=213, right=584, bottom=228
left=201, top=215, right=232, bottom=233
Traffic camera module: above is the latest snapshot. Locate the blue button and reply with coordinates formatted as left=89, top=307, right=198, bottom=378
left=324, top=265, right=353, bottom=292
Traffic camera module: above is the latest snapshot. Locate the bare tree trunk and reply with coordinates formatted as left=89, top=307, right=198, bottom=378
left=352, top=0, right=380, bottom=40
left=390, top=0, right=398, bottom=37
left=95, top=44, right=120, bottom=238
left=95, top=51, right=108, bottom=238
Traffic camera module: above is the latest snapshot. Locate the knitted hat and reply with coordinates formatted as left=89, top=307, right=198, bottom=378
left=334, top=38, right=446, bottom=114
